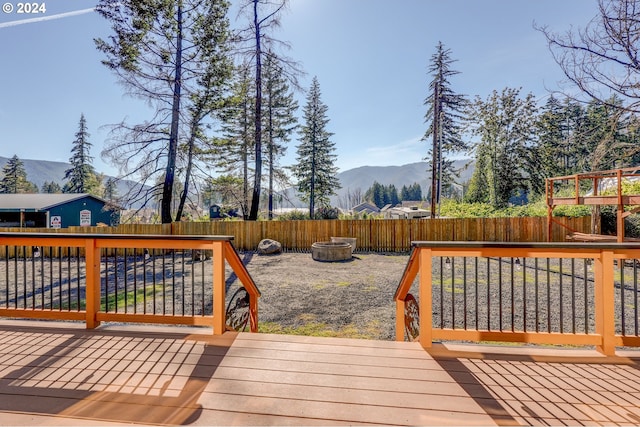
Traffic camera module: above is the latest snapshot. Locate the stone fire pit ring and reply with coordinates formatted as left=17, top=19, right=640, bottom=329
left=311, top=241, right=353, bottom=262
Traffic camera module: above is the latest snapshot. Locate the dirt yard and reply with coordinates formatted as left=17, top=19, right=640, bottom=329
left=232, top=251, right=411, bottom=340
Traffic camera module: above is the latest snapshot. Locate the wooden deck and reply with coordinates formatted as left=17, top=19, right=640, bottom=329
left=1, top=321, right=640, bottom=426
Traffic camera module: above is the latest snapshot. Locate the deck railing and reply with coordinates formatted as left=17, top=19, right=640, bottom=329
left=0, top=232, right=260, bottom=334
left=395, top=241, right=640, bottom=356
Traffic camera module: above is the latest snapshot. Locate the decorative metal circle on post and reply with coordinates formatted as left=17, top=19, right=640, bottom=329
left=225, top=287, right=250, bottom=332
left=404, top=293, right=420, bottom=341
left=311, top=241, right=352, bottom=262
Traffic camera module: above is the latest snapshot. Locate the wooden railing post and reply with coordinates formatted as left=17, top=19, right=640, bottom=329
left=395, top=299, right=405, bottom=341
left=594, top=250, right=616, bottom=356
left=419, top=248, right=433, bottom=349
left=85, top=238, right=101, bottom=329
left=212, top=241, right=225, bottom=335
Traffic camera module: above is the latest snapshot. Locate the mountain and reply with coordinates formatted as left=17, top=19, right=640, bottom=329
left=0, top=156, right=474, bottom=210
left=0, top=156, right=145, bottom=206
left=279, top=159, right=474, bottom=208
left=0, top=156, right=69, bottom=189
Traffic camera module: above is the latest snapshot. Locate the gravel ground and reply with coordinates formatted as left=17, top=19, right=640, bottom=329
left=236, top=252, right=410, bottom=340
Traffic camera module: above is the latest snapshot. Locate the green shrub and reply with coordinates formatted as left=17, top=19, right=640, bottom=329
left=276, top=210, right=310, bottom=221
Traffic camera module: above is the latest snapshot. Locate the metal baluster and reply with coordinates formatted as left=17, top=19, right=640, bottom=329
left=621, top=259, right=626, bottom=336
left=4, top=246, right=8, bottom=308
left=153, top=250, right=157, bottom=315
left=522, top=257, right=527, bottom=332
left=571, top=258, right=576, bottom=335
left=559, top=259, right=564, bottom=334
left=487, top=257, right=491, bottom=331
left=585, top=258, right=590, bottom=335
left=13, top=247, right=18, bottom=309
left=510, top=257, right=514, bottom=332
left=440, top=257, right=444, bottom=328
left=546, top=258, right=551, bottom=333
left=535, top=258, right=539, bottom=333
left=114, top=250, right=119, bottom=313
left=181, top=250, right=185, bottom=316
left=172, top=251, right=176, bottom=316
left=133, top=249, right=138, bottom=315
left=463, top=256, right=467, bottom=330
left=635, top=259, right=639, bottom=337
left=451, top=256, right=455, bottom=329
left=499, top=257, right=503, bottom=331
left=22, top=246, right=26, bottom=308
left=474, top=257, right=478, bottom=330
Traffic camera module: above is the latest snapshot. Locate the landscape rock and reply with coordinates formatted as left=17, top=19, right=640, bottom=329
left=257, top=238, right=282, bottom=255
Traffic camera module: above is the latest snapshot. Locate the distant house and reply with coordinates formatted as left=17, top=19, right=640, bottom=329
left=384, top=205, right=430, bottom=219
left=401, top=200, right=430, bottom=209
left=352, top=202, right=380, bottom=215
left=0, top=193, right=120, bottom=228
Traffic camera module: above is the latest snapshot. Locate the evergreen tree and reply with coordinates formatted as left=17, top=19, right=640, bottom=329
left=579, top=96, right=639, bottom=171
left=218, top=64, right=256, bottom=218
left=292, top=77, right=340, bottom=218
left=364, top=182, right=402, bottom=208
left=388, top=184, right=400, bottom=206
left=103, top=177, right=118, bottom=201
left=400, top=185, right=410, bottom=201
left=263, top=52, right=298, bottom=219
left=64, top=114, right=99, bottom=194
left=466, top=88, right=537, bottom=208
left=529, top=95, right=566, bottom=194
left=364, top=181, right=386, bottom=208
left=422, top=42, right=468, bottom=215
left=408, top=183, right=422, bottom=200
left=41, top=181, right=62, bottom=193
left=0, top=155, right=36, bottom=194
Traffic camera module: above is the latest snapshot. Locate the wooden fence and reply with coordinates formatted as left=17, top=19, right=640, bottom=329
left=1, top=216, right=592, bottom=252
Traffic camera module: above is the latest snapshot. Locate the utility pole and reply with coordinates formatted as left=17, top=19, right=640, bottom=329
left=430, top=85, right=439, bottom=219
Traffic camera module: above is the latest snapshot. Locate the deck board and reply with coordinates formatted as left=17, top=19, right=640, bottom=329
left=1, top=320, right=640, bottom=425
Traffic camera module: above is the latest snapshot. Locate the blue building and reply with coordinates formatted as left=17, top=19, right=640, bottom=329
left=0, top=194, right=120, bottom=228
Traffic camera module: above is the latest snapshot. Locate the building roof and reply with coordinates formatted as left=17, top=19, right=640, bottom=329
left=352, top=202, right=380, bottom=213
left=0, top=193, right=109, bottom=211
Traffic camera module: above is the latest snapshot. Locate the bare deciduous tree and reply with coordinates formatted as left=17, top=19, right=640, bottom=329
left=538, top=0, right=640, bottom=112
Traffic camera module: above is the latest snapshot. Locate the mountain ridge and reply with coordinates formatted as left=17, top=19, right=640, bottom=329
left=0, top=156, right=473, bottom=209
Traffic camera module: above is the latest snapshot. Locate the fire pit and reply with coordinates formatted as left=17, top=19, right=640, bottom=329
left=311, top=241, right=353, bottom=262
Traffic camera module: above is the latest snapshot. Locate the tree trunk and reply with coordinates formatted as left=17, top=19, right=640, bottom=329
left=430, top=85, right=439, bottom=219
left=267, top=102, right=274, bottom=220
left=248, top=0, right=262, bottom=221
left=176, top=120, right=197, bottom=222
left=161, top=1, right=183, bottom=224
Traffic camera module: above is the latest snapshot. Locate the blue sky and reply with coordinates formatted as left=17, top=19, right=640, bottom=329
left=0, top=0, right=599, bottom=178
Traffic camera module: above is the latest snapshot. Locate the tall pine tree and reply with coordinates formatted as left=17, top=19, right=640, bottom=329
left=422, top=42, right=468, bottom=216
left=292, top=77, right=340, bottom=218
left=64, top=114, right=100, bottom=194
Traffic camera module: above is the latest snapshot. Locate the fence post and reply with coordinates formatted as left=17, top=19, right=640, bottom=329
left=85, top=238, right=101, bottom=329
left=419, top=247, right=433, bottom=349
left=594, top=250, right=616, bottom=356
left=212, top=241, right=226, bottom=334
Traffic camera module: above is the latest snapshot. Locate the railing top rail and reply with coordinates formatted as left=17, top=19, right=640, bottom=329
left=546, top=166, right=640, bottom=181
left=0, top=232, right=234, bottom=241
left=410, top=240, right=640, bottom=250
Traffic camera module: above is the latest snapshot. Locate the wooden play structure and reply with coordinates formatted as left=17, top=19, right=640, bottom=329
left=546, top=167, right=640, bottom=242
